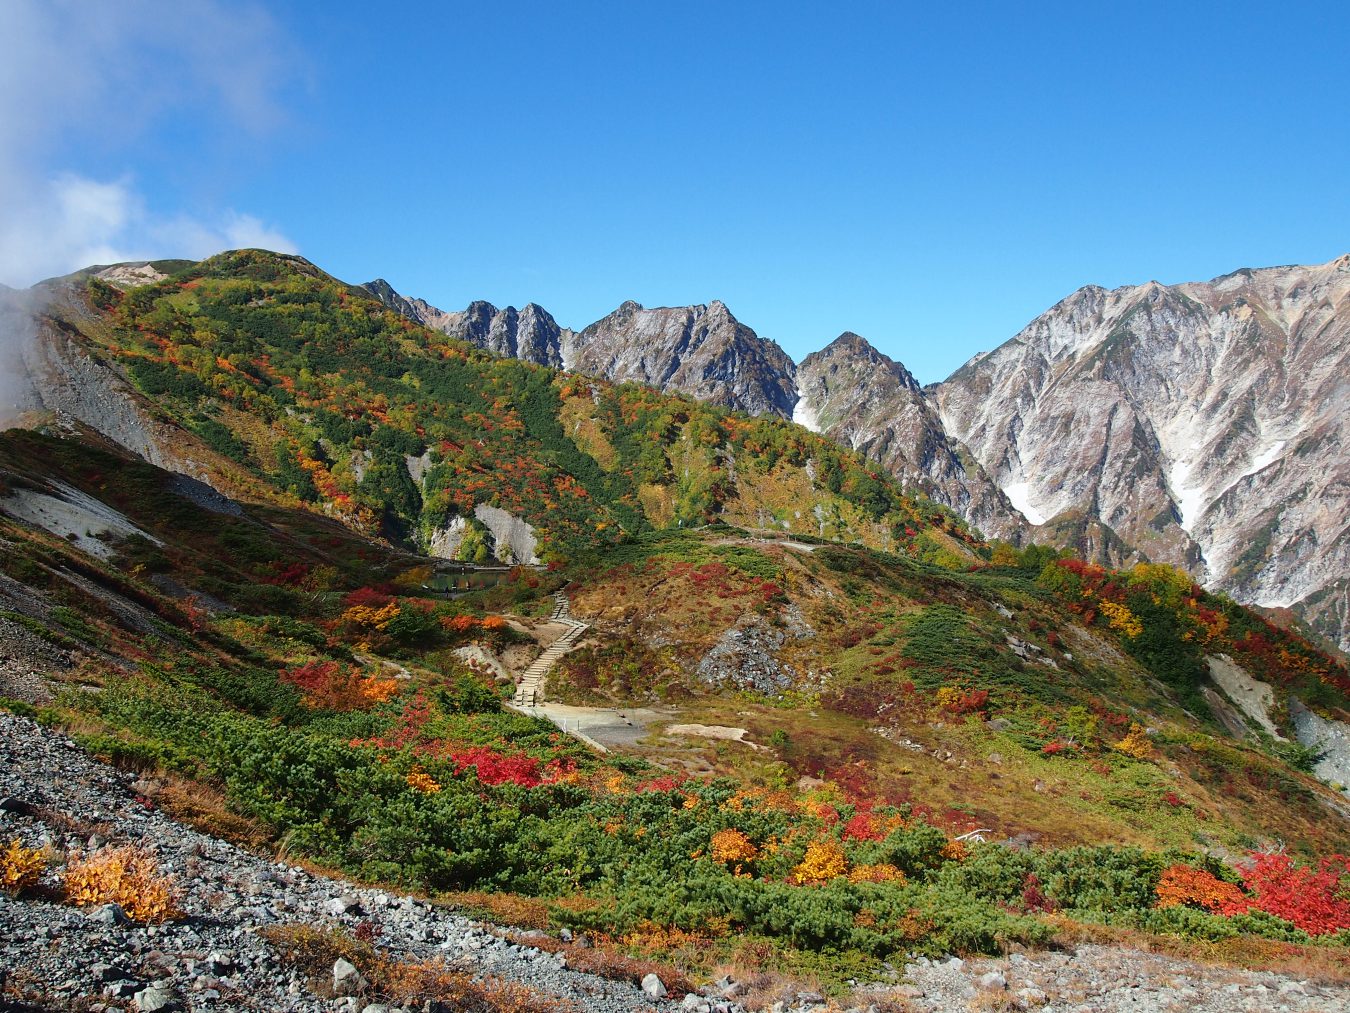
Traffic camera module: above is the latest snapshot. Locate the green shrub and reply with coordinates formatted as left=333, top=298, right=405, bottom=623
left=1033, top=845, right=1163, bottom=912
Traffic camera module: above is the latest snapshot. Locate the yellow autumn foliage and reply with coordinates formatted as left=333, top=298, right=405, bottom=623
left=1, top=839, right=46, bottom=894
left=341, top=601, right=402, bottom=631
left=406, top=767, right=442, bottom=793
left=1113, top=722, right=1154, bottom=760
left=847, top=863, right=905, bottom=884
left=1099, top=600, right=1143, bottom=638
left=62, top=845, right=182, bottom=923
left=791, top=839, right=848, bottom=884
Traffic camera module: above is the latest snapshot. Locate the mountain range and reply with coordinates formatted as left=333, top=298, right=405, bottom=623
left=1, top=249, right=1349, bottom=999
left=362, top=255, right=1350, bottom=651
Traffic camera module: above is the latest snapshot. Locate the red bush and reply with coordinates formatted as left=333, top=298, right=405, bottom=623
left=1242, top=852, right=1350, bottom=935
left=344, top=586, right=395, bottom=608
left=843, top=811, right=884, bottom=842
left=447, top=746, right=543, bottom=788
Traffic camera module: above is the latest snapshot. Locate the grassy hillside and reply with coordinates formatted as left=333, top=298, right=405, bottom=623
left=1, top=429, right=1347, bottom=991
left=67, top=249, right=973, bottom=565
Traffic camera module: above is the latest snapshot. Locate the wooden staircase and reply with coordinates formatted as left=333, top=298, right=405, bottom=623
left=514, top=591, right=589, bottom=708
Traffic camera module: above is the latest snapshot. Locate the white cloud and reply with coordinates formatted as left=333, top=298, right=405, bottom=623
left=0, top=0, right=300, bottom=287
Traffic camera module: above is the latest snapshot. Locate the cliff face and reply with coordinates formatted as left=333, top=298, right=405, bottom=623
left=362, top=257, right=1350, bottom=651
left=794, top=333, right=1022, bottom=539
left=936, top=255, right=1350, bottom=649
left=562, top=299, right=799, bottom=417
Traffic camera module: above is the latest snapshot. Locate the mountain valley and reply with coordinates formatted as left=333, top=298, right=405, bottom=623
left=0, top=250, right=1347, bottom=1010
left=362, top=256, right=1350, bottom=652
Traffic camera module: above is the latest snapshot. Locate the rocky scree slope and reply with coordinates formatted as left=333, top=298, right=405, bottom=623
left=0, top=711, right=687, bottom=1013
left=5, top=708, right=1349, bottom=1013
left=366, top=256, right=1350, bottom=651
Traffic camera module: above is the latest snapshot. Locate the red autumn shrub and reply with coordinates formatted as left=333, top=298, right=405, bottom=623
left=344, top=586, right=395, bottom=608
left=447, top=746, right=543, bottom=788
left=843, top=811, right=884, bottom=842
left=1242, top=852, right=1350, bottom=935
left=1021, top=873, right=1055, bottom=912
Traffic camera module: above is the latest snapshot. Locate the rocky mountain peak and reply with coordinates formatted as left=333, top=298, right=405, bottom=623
left=570, top=299, right=798, bottom=417
left=936, top=254, right=1350, bottom=650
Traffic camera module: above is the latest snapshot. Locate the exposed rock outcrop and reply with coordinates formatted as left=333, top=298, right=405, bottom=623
left=696, top=613, right=801, bottom=693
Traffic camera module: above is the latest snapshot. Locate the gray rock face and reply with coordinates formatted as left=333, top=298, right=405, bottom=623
left=441, top=300, right=571, bottom=369
left=566, top=300, right=798, bottom=417
left=133, top=984, right=180, bottom=1012
left=471, top=504, right=539, bottom=566
left=795, top=332, right=1022, bottom=539
left=1289, top=698, right=1350, bottom=791
left=935, top=255, right=1350, bottom=649
left=332, top=957, right=366, bottom=996
left=640, top=973, right=668, bottom=999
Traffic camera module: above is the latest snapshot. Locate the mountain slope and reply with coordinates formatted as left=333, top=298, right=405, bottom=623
left=362, top=284, right=799, bottom=419
left=936, top=256, right=1350, bottom=650
left=795, top=332, right=1022, bottom=540
left=17, top=251, right=973, bottom=570
left=367, top=256, right=1350, bottom=651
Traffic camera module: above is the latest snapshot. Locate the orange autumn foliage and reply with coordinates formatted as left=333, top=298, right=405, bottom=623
left=1155, top=864, right=1249, bottom=916
left=709, top=829, right=758, bottom=869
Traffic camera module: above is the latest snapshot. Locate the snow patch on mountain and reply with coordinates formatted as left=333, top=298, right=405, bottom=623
left=1001, top=480, right=1047, bottom=526
left=1166, top=455, right=1208, bottom=534
left=791, top=394, right=822, bottom=433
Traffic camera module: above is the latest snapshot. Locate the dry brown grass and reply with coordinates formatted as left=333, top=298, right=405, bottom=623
left=261, top=923, right=576, bottom=1012
left=442, top=889, right=554, bottom=930
left=153, top=774, right=272, bottom=849
left=964, top=990, right=1024, bottom=1012
left=845, top=991, right=920, bottom=1013
left=707, top=941, right=832, bottom=1013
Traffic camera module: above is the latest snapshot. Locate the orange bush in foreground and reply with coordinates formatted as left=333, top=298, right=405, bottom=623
left=1155, top=864, right=1249, bottom=916
left=1, top=839, right=46, bottom=895
left=62, top=845, right=182, bottom=923
left=710, top=828, right=758, bottom=870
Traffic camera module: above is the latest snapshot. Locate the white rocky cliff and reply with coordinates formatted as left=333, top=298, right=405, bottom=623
left=936, top=255, right=1350, bottom=649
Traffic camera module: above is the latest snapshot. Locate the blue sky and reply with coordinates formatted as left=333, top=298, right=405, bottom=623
left=3, top=1, right=1347, bottom=382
